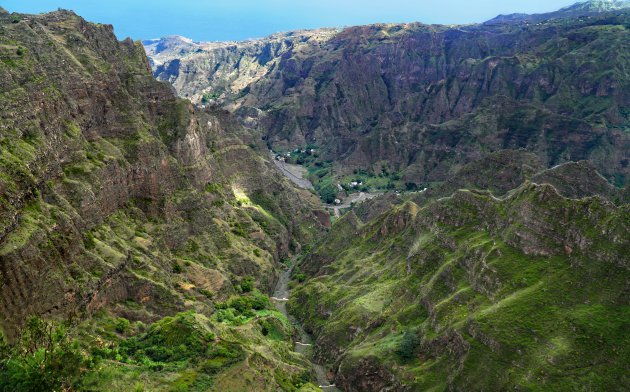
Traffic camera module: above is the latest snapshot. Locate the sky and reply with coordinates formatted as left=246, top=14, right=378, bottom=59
left=3, top=0, right=579, bottom=42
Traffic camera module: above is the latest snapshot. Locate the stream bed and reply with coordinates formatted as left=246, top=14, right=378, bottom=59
left=272, top=266, right=340, bottom=391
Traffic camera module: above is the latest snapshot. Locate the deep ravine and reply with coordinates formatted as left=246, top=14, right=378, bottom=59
left=272, top=265, right=341, bottom=391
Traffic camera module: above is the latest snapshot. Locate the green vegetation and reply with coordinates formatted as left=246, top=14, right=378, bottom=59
left=201, top=91, right=221, bottom=104
left=10, top=305, right=316, bottom=391
left=118, top=312, right=217, bottom=365
left=396, top=330, right=419, bottom=362
left=276, top=147, right=408, bottom=202
left=0, top=10, right=327, bottom=391
left=82, top=306, right=313, bottom=391
left=0, top=318, right=93, bottom=392
left=3, top=6, right=629, bottom=392
left=214, top=290, right=272, bottom=325
left=290, top=184, right=630, bottom=390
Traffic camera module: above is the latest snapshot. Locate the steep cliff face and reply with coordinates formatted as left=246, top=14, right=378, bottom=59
left=289, top=173, right=630, bottom=391
left=0, top=10, right=327, bottom=339
left=145, top=29, right=339, bottom=105
left=146, top=4, right=630, bottom=186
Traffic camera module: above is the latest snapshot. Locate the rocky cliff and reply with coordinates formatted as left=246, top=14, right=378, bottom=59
left=146, top=2, right=630, bottom=188
left=0, top=9, right=327, bottom=338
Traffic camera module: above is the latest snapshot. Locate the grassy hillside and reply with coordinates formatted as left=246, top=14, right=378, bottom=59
left=290, top=179, right=630, bottom=391
left=0, top=8, right=328, bottom=390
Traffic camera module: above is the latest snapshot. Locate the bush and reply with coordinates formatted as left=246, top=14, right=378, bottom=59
left=114, top=318, right=131, bottom=334
left=396, top=330, right=419, bottom=362
left=201, top=342, right=244, bottom=375
left=0, top=318, right=91, bottom=392
left=240, top=276, right=254, bottom=293
left=250, top=291, right=270, bottom=310
left=172, top=263, right=184, bottom=274
left=198, top=289, right=214, bottom=299
left=84, top=232, right=96, bottom=249
left=120, top=312, right=214, bottom=363
left=214, top=292, right=271, bottom=325
left=318, top=183, right=337, bottom=204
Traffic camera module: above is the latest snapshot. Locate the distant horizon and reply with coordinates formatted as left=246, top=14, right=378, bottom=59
left=4, top=0, right=580, bottom=42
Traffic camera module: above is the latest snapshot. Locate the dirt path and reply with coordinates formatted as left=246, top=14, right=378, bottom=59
left=268, top=151, right=383, bottom=219
left=272, top=266, right=340, bottom=391
left=328, top=191, right=382, bottom=217
left=270, top=151, right=314, bottom=190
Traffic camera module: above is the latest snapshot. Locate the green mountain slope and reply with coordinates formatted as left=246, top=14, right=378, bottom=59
left=290, top=178, right=630, bottom=391
left=1, top=4, right=629, bottom=392
left=0, top=9, right=328, bottom=390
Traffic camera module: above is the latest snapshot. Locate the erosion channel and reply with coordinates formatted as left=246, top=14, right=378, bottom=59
left=272, top=266, right=340, bottom=391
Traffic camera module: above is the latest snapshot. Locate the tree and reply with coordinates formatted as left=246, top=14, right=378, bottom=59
left=318, top=183, right=337, bottom=204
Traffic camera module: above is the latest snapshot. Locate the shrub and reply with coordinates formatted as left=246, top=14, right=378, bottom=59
left=114, top=318, right=131, bottom=334
left=198, top=289, right=214, bottom=299
left=251, top=291, right=270, bottom=310
left=84, top=232, right=96, bottom=249
left=240, top=276, right=254, bottom=293
left=201, top=342, right=244, bottom=375
left=0, top=318, right=91, bottom=392
left=396, top=330, right=419, bottom=362
left=120, top=312, right=213, bottom=363
left=318, top=183, right=337, bottom=204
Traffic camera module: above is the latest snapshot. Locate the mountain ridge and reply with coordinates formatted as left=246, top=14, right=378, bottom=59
left=290, top=172, right=630, bottom=390
left=0, top=9, right=331, bottom=389
left=487, top=0, right=630, bottom=23
left=145, top=3, right=630, bottom=192
left=1, top=4, right=629, bottom=391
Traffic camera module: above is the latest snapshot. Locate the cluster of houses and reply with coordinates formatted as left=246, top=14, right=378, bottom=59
left=334, top=181, right=364, bottom=192
left=273, top=148, right=317, bottom=163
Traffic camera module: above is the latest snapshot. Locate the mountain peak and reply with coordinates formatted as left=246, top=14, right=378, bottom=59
left=143, top=35, right=199, bottom=58
left=561, top=0, right=630, bottom=12
left=486, top=0, right=630, bottom=24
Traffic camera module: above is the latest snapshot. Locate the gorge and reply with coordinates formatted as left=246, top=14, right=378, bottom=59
left=0, top=1, right=629, bottom=391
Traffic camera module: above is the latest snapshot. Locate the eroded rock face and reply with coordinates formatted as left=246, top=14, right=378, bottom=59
left=0, top=10, right=327, bottom=337
left=144, top=29, right=340, bottom=105
left=146, top=8, right=630, bottom=186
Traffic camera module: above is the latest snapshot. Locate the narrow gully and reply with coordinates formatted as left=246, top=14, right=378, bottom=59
left=272, top=265, right=341, bottom=391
